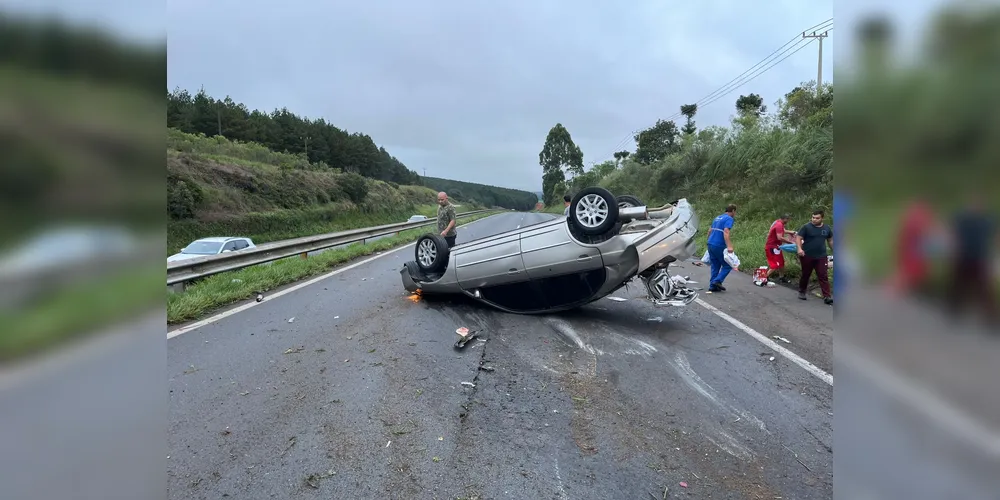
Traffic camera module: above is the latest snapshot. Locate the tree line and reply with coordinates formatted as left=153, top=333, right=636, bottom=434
left=538, top=87, right=833, bottom=205
left=167, top=87, right=422, bottom=185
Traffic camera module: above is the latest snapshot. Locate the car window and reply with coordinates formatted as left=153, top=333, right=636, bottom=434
left=222, top=241, right=239, bottom=252
left=182, top=241, right=225, bottom=255
left=234, top=240, right=248, bottom=250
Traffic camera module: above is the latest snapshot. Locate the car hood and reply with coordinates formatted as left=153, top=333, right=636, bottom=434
left=167, top=253, right=203, bottom=263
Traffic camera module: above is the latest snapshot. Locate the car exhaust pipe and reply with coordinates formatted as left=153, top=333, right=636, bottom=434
left=619, top=205, right=649, bottom=222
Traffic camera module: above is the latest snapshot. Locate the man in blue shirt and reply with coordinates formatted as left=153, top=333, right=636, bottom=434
left=707, top=204, right=737, bottom=292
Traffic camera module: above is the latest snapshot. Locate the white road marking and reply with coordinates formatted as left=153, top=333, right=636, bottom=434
left=167, top=215, right=501, bottom=339
left=695, top=298, right=833, bottom=386
left=837, top=339, right=1000, bottom=459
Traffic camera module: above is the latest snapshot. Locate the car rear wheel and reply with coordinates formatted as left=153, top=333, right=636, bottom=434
left=415, top=233, right=449, bottom=273
left=616, top=194, right=643, bottom=209
left=570, top=187, right=619, bottom=236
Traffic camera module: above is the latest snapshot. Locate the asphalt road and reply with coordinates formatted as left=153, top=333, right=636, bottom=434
left=168, top=212, right=835, bottom=499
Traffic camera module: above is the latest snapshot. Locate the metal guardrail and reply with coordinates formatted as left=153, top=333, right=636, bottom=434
left=166, top=209, right=500, bottom=288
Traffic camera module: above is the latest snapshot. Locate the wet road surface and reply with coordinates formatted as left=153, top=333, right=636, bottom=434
left=167, top=212, right=834, bottom=499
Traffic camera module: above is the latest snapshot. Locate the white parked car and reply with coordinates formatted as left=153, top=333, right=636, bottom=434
left=407, top=215, right=429, bottom=223
left=168, top=237, right=256, bottom=263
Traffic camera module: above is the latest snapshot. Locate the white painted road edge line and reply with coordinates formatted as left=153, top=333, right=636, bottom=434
left=167, top=214, right=507, bottom=340
left=836, top=338, right=1000, bottom=459
left=694, top=298, right=834, bottom=386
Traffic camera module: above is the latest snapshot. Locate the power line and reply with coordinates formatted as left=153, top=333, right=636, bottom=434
left=663, top=31, right=830, bottom=122
left=589, top=18, right=833, bottom=165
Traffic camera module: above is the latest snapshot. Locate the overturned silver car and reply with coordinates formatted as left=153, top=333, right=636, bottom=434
left=400, top=187, right=700, bottom=314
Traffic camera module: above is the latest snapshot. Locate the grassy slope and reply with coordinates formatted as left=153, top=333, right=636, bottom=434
left=167, top=129, right=473, bottom=253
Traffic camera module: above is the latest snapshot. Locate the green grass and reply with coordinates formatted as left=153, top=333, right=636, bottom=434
left=167, top=211, right=499, bottom=323
left=0, top=265, right=164, bottom=362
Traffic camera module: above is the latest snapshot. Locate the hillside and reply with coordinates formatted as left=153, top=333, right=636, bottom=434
left=420, top=176, right=538, bottom=211
left=167, top=129, right=447, bottom=253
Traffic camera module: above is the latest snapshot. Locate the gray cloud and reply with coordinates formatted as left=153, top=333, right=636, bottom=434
left=167, top=0, right=833, bottom=192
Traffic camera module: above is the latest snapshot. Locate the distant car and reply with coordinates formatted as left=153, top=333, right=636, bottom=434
left=407, top=215, right=429, bottom=223
left=400, top=187, right=700, bottom=314
left=168, top=237, right=256, bottom=263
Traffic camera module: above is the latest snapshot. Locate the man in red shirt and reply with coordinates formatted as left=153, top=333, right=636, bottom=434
left=765, top=214, right=797, bottom=283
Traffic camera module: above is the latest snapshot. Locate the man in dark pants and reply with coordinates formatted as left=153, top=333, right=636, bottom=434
left=947, top=196, right=997, bottom=326
left=796, top=209, right=834, bottom=304
left=437, top=191, right=457, bottom=247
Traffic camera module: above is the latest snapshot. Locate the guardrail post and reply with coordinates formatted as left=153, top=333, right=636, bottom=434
left=168, top=282, right=185, bottom=294
left=300, top=252, right=308, bottom=259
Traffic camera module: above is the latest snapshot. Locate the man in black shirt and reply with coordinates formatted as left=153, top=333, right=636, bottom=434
left=796, top=209, right=834, bottom=304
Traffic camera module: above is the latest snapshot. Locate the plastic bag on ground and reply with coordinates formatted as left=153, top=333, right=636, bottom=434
left=701, top=250, right=711, bottom=264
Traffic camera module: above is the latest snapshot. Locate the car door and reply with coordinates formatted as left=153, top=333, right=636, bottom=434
left=453, top=232, right=526, bottom=290
left=519, top=222, right=603, bottom=280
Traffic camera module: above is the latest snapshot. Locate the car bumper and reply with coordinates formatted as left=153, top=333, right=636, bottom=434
left=400, top=264, right=420, bottom=293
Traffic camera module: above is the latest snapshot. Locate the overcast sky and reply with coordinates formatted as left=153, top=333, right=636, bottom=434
left=161, top=0, right=842, bottom=192
left=5, top=0, right=948, bottom=193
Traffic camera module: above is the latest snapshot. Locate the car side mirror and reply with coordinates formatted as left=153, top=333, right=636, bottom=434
left=222, top=249, right=232, bottom=253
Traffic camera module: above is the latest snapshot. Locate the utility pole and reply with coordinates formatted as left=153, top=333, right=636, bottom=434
left=802, top=30, right=829, bottom=95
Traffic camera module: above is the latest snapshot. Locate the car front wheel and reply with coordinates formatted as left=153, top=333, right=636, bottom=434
left=414, top=233, right=450, bottom=273
left=569, top=187, right=620, bottom=236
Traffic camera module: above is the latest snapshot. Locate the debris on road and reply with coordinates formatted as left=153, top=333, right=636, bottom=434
left=454, top=327, right=480, bottom=349
left=256, top=293, right=263, bottom=302
left=772, top=335, right=791, bottom=344
left=647, top=316, right=663, bottom=322
left=770, top=356, right=776, bottom=361
left=679, top=482, right=688, bottom=488
left=432, top=457, right=441, bottom=462
left=304, top=469, right=336, bottom=489
left=288, top=317, right=295, bottom=323
left=606, top=296, right=627, bottom=302
left=284, top=347, right=305, bottom=354
left=334, top=316, right=339, bottom=319
left=461, top=381, right=476, bottom=388
left=478, top=365, right=495, bottom=372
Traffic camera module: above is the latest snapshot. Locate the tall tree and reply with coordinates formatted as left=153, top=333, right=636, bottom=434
left=633, top=119, right=681, bottom=165
left=613, top=150, right=630, bottom=165
left=538, top=123, right=584, bottom=205
left=680, top=103, right=698, bottom=135
left=735, top=93, right=767, bottom=117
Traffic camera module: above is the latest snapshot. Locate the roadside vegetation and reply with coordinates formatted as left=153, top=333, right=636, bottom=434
left=0, top=14, right=164, bottom=362
left=167, top=129, right=459, bottom=253
left=539, top=85, right=833, bottom=279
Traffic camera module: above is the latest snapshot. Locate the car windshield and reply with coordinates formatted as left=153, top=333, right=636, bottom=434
left=181, top=241, right=224, bottom=255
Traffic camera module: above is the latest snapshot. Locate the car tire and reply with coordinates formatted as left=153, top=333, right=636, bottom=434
left=569, top=187, right=619, bottom=236
left=616, top=194, right=644, bottom=209
left=414, top=233, right=449, bottom=273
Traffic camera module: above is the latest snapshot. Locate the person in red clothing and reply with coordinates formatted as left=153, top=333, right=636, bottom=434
left=887, top=200, right=935, bottom=297
left=764, top=213, right=797, bottom=283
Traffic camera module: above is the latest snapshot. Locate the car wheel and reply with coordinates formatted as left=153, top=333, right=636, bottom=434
left=616, top=195, right=644, bottom=209
left=569, top=187, right=619, bottom=236
left=415, top=233, right=449, bottom=273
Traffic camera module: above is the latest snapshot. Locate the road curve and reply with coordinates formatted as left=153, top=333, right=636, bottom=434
left=168, top=212, right=833, bottom=499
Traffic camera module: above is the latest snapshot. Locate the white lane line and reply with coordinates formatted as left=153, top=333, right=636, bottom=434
left=694, top=298, right=833, bottom=386
left=167, top=215, right=500, bottom=340
left=837, top=339, right=1000, bottom=459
